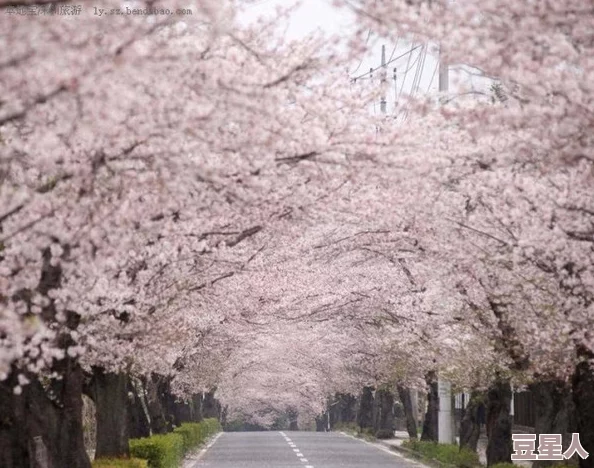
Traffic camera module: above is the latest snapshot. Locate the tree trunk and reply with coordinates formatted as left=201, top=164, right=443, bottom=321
left=288, top=420, right=299, bottom=430
left=173, top=400, right=193, bottom=426
left=145, top=375, right=170, bottom=434
left=86, top=368, right=130, bottom=459
left=330, top=393, right=357, bottom=427
left=315, top=415, right=326, bottom=432
left=202, top=390, right=221, bottom=419
left=160, top=385, right=177, bottom=429
left=328, top=397, right=337, bottom=428
left=459, top=391, right=483, bottom=452
left=288, top=409, right=299, bottom=431
left=421, top=372, right=438, bottom=442
left=373, top=388, right=394, bottom=438
left=397, top=385, right=418, bottom=439
left=0, top=372, right=29, bottom=468
left=338, top=394, right=357, bottom=424
left=192, top=394, right=203, bottom=422
left=486, top=378, right=512, bottom=466
left=127, top=377, right=151, bottom=439
left=572, top=346, right=594, bottom=468
left=530, top=379, right=573, bottom=467
left=0, top=363, right=91, bottom=468
left=0, top=247, right=90, bottom=468
left=357, top=386, right=374, bottom=431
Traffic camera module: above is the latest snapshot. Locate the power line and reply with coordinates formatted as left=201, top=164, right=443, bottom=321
left=398, top=44, right=421, bottom=100
left=426, top=60, right=439, bottom=94
left=351, top=45, right=422, bottom=82
left=411, top=43, right=428, bottom=96
left=401, top=43, right=429, bottom=121
left=350, top=29, right=372, bottom=76
left=380, top=44, right=387, bottom=114
left=387, top=37, right=399, bottom=63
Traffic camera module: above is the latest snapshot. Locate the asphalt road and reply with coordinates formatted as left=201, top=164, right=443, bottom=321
left=192, top=431, right=422, bottom=468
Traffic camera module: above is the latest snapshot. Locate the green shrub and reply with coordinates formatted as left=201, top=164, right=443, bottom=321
left=172, top=419, right=221, bottom=453
left=402, top=440, right=480, bottom=468
left=129, top=418, right=221, bottom=468
left=173, top=424, right=203, bottom=453
left=199, top=418, right=222, bottom=437
left=129, top=433, right=184, bottom=468
left=92, top=458, right=148, bottom=468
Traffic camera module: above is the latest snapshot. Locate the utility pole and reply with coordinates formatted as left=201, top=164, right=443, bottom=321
left=393, top=67, right=398, bottom=110
left=438, top=42, right=449, bottom=108
left=380, top=44, right=387, bottom=114
left=410, top=388, right=419, bottom=429
left=438, top=380, right=454, bottom=443
left=437, top=43, right=454, bottom=445
left=438, top=45, right=449, bottom=95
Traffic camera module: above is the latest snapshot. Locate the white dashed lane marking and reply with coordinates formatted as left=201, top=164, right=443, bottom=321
left=279, top=432, right=314, bottom=467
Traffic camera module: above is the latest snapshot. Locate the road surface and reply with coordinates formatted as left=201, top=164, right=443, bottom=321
left=191, top=431, right=423, bottom=468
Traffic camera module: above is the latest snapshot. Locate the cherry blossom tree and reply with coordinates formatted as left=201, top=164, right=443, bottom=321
left=333, top=0, right=594, bottom=464
left=2, top=0, right=592, bottom=467
left=0, top=0, right=399, bottom=464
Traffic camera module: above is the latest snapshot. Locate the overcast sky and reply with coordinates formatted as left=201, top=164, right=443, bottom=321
left=238, top=0, right=490, bottom=116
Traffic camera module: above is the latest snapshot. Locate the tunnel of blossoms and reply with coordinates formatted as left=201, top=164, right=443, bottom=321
left=0, top=0, right=593, bottom=467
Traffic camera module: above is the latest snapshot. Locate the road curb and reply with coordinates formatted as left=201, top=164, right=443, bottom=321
left=339, top=431, right=431, bottom=468
left=183, top=432, right=223, bottom=468
left=377, top=441, right=486, bottom=468
left=379, top=442, right=456, bottom=468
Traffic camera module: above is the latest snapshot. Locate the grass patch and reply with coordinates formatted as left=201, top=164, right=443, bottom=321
left=332, top=422, right=387, bottom=441
left=92, top=458, right=148, bottom=468
left=360, top=427, right=377, bottom=441
left=402, top=440, right=480, bottom=468
left=333, top=422, right=359, bottom=433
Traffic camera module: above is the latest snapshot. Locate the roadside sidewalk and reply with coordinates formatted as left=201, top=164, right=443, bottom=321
left=378, top=430, right=533, bottom=468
